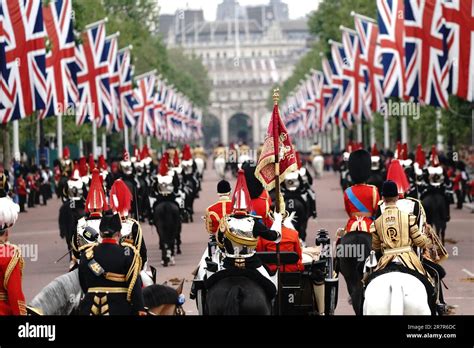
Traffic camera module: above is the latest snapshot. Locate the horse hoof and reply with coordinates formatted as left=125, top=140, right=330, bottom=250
left=177, top=248, right=182, bottom=255
left=170, top=257, right=176, bottom=266
left=161, top=260, right=169, bottom=267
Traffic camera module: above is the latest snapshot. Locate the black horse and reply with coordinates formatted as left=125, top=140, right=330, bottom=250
left=181, top=174, right=198, bottom=222
left=58, top=199, right=85, bottom=260
left=205, top=275, right=273, bottom=315
left=153, top=199, right=182, bottom=266
left=283, top=192, right=309, bottom=242
left=136, top=175, right=151, bottom=222
left=422, top=189, right=449, bottom=244
left=337, top=231, right=371, bottom=315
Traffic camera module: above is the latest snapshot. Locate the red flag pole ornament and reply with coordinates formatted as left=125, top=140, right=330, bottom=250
left=255, top=88, right=297, bottom=213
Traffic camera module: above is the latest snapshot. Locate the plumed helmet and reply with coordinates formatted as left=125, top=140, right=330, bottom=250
left=85, top=169, right=108, bottom=213
left=182, top=144, right=192, bottom=161
left=242, top=162, right=264, bottom=199
left=159, top=154, right=170, bottom=176
left=63, top=146, right=70, bottom=160
left=217, top=180, right=231, bottom=194
left=348, top=149, right=371, bottom=184
left=173, top=149, right=180, bottom=167
left=88, top=154, right=96, bottom=171
left=78, top=157, right=88, bottom=177
left=415, top=144, right=426, bottom=168
left=110, top=179, right=133, bottom=216
left=232, top=169, right=253, bottom=214
left=99, top=212, right=122, bottom=237
left=98, top=155, right=107, bottom=171
left=386, top=159, right=410, bottom=195
left=429, top=145, right=440, bottom=167
left=141, top=144, right=151, bottom=159
left=0, top=197, right=20, bottom=233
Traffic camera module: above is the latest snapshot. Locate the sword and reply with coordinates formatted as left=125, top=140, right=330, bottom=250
left=54, top=249, right=72, bottom=263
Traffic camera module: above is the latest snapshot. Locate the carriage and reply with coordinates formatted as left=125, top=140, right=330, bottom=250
left=191, top=229, right=339, bottom=316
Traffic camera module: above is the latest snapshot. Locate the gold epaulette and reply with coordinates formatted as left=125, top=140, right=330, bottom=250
left=4, top=244, right=24, bottom=289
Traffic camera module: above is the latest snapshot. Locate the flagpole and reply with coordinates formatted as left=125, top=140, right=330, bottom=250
left=369, top=123, right=375, bottom=148
left=401, top=115, right=408, bottom=147
left=12, top=120, right=20, bottom=163
left=272, top=88, right=282, bottom=316
left=57, top=114, right=63, bottom=159
left=340, top=125, right=345, bottom=151
left=101, top=132, right=107, bottom=159
left=124, top=124, right=129, bottom=153
left=383, top=113, right=390, bottom=150
left=146, top=136, right=151, bottom=149
left=92, top=119, right=97, bottom=159
left=436, top=108, right=443, bottom=151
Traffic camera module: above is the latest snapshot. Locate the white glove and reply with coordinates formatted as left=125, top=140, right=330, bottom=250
left=271, top=212, right=282, bottom=243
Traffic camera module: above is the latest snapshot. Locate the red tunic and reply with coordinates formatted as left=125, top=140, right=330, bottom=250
left=343, top=183, right=379, bottom=233
left=16, top=178, right=27, bottom=196
left=257, top=226, right=304, bottom=273
left=0, top=243, right=26, bottom=315
left=251, top=190, right=272, bottom=227
left=205, top=196, right=232, bottom=234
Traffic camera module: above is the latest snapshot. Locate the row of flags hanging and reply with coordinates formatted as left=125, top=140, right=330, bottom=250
left=283, top=0, right=473, bottom=138
left=0, top=0, right=203, bottom=142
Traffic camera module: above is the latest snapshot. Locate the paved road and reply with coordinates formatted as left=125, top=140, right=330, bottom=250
left=11, top=163, right=474, bottom=315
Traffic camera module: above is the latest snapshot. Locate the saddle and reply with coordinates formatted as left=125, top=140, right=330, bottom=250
left=365, top=263, right=437, bottom=315
left=204, top=266, right=277, bottom=300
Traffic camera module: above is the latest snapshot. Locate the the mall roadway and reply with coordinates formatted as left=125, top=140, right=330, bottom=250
left=11, top=162, right=474, bottom=315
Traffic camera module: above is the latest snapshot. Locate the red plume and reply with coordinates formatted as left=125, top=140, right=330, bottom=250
left=429, top=145, right=439, bottom=167
left=295, top=151, right=302, bottom=169
left=173, top=149, right=180, bottom=167
left=182, top=144, right=192, bottom=161
left=402, top=143, right=408, bottom=160
left=85, top=169, right=108, bottom=213
left=79, top=157, right=88, bottom=177
left=134, top=146, right=140, bottom=161
left=110, top=179, right=133, bottom=215
left=159, top=154, right=169, bottom=176
left=63, top=146, right=70, bottom=159
left=123, top=150, right=130, bottom=162
left=70, top=163, right=81, bottom=180
left=387, top=159, right=410, bottom=195
left=88, top=154, right=96, bottom=171
left=395, top=141, right=402, bottom=159
left=98, top=155, right=107, bottom=170
left=415, top=144, right=425, bottom=167
left=371, top=143, right=379, bottom=156
left=141, top=144, right=151, bottom=159
left=232, top=169, right=253, bottom=214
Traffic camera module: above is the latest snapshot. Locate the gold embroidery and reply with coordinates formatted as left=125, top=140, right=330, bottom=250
left=4, top=246, right=22, bottom=289
left=88, top=287, right=128, bottom=293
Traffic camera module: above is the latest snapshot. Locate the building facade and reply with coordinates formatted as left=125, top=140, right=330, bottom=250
left=159, top=0, right=313, bottom=146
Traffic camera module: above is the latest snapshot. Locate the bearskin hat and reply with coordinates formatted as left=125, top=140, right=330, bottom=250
left=348, top=149, right=371, bottom=184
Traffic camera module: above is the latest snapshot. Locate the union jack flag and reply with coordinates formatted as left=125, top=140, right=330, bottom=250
left=75, top=20, right=111, bottom=125
left=309, top=69, right=326, bottom=132
left=442, top=0, right=474, bottom=102
left=153, top=78, right=166, bottom=140
left=330, top=40, right=352, bottom=128
left=341, top=26, right=366, bottom=122
left=377, top=0, right=407, bottom=99
left=40, top=0, right=78, bottom=119
left=117, top=47, right=135, bottom=127
left=103, top=33, right=120, bottom=131
left=0, top=0, right=47, bottom=123
left=321, top=57, right=338, bottom=126
left=0, top=5, right=9, bottom=112
left=353, top=13, right=385, bottom=116
left=134, top=71, right=156, bottom=136
left=405, top=0, right=450, bottom=107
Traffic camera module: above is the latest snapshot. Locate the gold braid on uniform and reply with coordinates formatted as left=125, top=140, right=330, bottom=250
left=128, top=218, right=142, bottom=252
left=78, top=242, right=98, bottom=259
left=4, top=245, right=24, bottom=289
left=121, top=242, right=142, bottom=303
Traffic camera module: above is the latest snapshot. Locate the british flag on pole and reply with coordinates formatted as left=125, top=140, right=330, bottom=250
left=404, top=0, right=450, bottom=107
left=377, top=0, right=407, bottom=99
left=330, top=40, right=352, bottom=128
left=353, top=12, right=384, bottom=117
left=0, top=4, right=10, bottom=113
left=40, top=0, right=78, bottom=119
left=75, top=20, right=111, bottom=125
left=321, top=57, right=337, bottom=126
left=117, top=47, right=135, bottom=127
left=0, top=0, right=47, bottom=123
left=103, top=33, right=120, bottom=132
left=442, top=0, right=474, bottom=102
left=133, top=71, right=156, bottom=136
left=309, top=69, right=325, bottom=132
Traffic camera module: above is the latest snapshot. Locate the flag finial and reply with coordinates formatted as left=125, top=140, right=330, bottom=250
left=273, top=88, right=280, bottom=105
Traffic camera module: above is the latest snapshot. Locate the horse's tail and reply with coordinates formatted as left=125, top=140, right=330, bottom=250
left=389, top=282, right=404, bottom=315
left=223, top=286, right=242, bottom=315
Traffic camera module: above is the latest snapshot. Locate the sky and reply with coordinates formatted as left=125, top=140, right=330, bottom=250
left=158, top=0, right=321, bottom=20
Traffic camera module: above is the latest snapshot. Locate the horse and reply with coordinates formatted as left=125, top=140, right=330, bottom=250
left=135, top=174, right=151, bottom=222
left=363, top=269, right=432, bottom=315
left=283, top=193, right=309, bottom=242
left=181, top=173, right=198, bottom=222
left=58, top=199, right=85, bottom=260
left=205, top=275, right=273, bottom=315
left=214, top=157, right=226, bottom=179
left=337, top=231, right=372, bottom=315
left=153, top=199, right=181, bottom=266
left=422, top=189, right=449, bottom=244
left=312, top=155, right=324, bottom=178
left=194, top=157, right=205, bottom=179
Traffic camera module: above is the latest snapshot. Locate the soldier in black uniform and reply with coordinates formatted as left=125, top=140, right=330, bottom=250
left=78, top=212, right=146, bottom=315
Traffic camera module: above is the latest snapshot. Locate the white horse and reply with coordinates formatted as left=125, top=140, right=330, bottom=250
left=312, top=155, right=324, bottom=178
left=363, top=271, right=431, bottom=315
left=214, top=157, right=226, bottom=179
left=194, top=157, right=205, bottom=177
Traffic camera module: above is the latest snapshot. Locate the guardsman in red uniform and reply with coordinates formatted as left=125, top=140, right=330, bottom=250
left=243, top=162, right=273, bottom=227
left=204, top=180, right=232, bottom=234
left=0, top=197, right=26, bottom=315
left=343, top=149, right=380, bottom=233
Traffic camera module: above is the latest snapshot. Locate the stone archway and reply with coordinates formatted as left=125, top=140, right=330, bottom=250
left=228, top=113, right=253, bottom=145
left=202, top=113, right=221, bottom=148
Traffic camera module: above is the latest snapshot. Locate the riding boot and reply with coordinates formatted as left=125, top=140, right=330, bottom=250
left=312, top=283, right=325, bottom=315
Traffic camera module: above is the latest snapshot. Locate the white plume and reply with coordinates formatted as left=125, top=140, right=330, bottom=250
left=0, top=197, right=20, bottom=230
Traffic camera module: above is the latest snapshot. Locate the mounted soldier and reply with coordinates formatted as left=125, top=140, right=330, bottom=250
left=78, top=212, right=146, bottom=316
left=0, top=197, right=26, bottom=315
